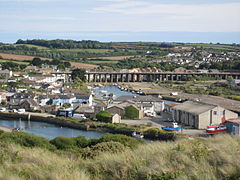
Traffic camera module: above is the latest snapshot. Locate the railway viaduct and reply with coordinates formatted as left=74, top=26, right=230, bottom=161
left=85, top=71, right=240, bottom=83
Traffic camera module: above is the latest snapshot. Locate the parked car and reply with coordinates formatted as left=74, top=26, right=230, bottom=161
left=18, top=109, right=26, bottom=113
left=0, top=107, right=6, bottom=112
left=73, top=113, right=87, bottom=119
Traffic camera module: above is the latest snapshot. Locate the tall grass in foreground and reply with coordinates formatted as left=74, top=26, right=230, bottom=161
left=84, top=135, right=240, bottom=180
left=0, top=134, right=240, bottom=180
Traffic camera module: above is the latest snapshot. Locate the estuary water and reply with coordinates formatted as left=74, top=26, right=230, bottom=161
left=0, top=120, right=104, bottom=140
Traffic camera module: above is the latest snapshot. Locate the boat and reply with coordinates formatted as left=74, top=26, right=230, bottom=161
left=206, top=125, right=227, bottom=134
left=162, top=122, right=182, bottom=131
left=100, top=90, right=107, bottom=94
left=132, top=131, right=144, bottom=138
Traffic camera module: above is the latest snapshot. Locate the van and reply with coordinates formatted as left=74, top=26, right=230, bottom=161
left=18, top=109, right=26, bottom=113
left=0, top=107, right=6, bottom=112
left=73, top=113, right=86, bottom=119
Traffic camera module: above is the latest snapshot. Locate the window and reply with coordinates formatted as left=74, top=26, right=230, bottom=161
left=213, top=111, right=217, bottom=115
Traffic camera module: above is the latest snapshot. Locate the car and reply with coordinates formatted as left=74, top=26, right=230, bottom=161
left=0, top=107, right=7, bottom=112
left=18, top=109, right=26, bottom=113
left=73, top=113, right=87, bottom=119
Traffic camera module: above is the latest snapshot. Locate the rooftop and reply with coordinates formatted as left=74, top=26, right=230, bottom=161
left=173, top=101, right=217, bottom=115
left=115, top=95, right=162, bottom=102
left=226, top=118, right=240, bottom=125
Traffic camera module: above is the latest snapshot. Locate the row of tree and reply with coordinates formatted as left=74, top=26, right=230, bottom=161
left=16, top=39, right=111, bottom=49
left=31, top=57, right=71, bottom=69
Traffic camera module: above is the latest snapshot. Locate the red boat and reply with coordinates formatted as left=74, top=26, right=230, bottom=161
left=206, top=125, right=227, bottom=134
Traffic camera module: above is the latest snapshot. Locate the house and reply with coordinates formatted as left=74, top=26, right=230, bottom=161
left=107, top=102, right=144, bottom=119
left=225, top=118, right=240, bottom=136
left=94, top=101, right=107, bottom=114
left=0, top=69, right=12, bottom=78
left=115, top=95, right=164, bottom=115
left=9, top=98, right=39, bottom=111
left=107, top=105, right=125, bottom=117
left=25, top=66, right=39, bottom=72
left=19, top=99, right=39, bottom=111
left=9, top=93, right=33, bottom=101
left=75, top=94, right=93, bottom=106
left=52, top=95, right=76, bottom=106
left=0, top=91, right=7, bottom=104
left=111, top=114, right=121, bottom=123
left=172, top=101, right=238, bottom=129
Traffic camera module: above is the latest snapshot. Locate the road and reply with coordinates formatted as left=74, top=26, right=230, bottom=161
left=0, top=126, right=12, bottom=133
left=122, top=112, right=204, bottom=136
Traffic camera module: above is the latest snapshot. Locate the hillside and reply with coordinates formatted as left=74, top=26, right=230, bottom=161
left=0, top=133, right=239, bottom=180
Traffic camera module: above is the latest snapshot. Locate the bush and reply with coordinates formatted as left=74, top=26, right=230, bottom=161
left=74, top=136, right=89, bottom=148
left=89, top=134, right=143, bottom=149
left=144, top=128, right=176, bottom=141
left=81, top=141, right=126, bottom=159
left=125, top=106, right=139, bottom=119
left=96, top=110, right=111, bottom=123
left=50, top=136, right=76, bottom=150
left=0, top=132, right=55, bottom=149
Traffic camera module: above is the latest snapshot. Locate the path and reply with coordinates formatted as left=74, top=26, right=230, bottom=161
left=0, top=125, right=12, bottom=133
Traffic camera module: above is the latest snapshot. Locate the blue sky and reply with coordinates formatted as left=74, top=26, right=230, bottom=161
left=0, top=0, right=240, bottom=43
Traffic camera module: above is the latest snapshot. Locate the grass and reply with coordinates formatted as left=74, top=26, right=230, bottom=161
left=0, top=134, right=240, bottom=180
left=0, top=59, right=29, bottom=65
left=14, top=44, right=49, bottom=50
left=56, top=49, right=111, bottom=53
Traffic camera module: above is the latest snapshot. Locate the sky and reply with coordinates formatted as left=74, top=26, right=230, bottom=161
left=0, top=0, right=240, bottom=43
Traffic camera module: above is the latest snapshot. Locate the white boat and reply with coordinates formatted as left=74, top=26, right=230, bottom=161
left=132, top=132, right=144, bottom=139
left=100, top=90, right=107, bottom=94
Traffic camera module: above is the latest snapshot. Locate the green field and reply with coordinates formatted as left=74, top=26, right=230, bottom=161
left=0, top=59, right=29, bottom=65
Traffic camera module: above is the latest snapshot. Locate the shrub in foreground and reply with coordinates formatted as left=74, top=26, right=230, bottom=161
left=81, top=141, right=126, bottom=159
left=0, top=131, right=55, bottom=149
left=144, top=128, right=176, bottom=141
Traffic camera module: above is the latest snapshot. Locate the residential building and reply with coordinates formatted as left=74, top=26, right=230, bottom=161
left=115, top=95, right=164, bottom=114
left=172, top=101, right=238, bottom=129
left=225, top=119, right=240, bottom=136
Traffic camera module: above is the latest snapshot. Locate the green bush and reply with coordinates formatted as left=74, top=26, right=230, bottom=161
left=89, top=134, right=143, bottom=149
left=50, top=136, right=76, bottom=150
left=0, top=132, right=55, bottom=149
left=81, top=141, right=126, bottom=159
left=96, top=110, right=111, bottom=123
left=73, top=136, right=89, bottom=148
left=144, top=128, right=176, bottom=141
left=125, top=106, right=139, bottom=119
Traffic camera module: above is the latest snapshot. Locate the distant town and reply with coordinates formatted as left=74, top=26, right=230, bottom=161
left=0, top=40, right=239, bottom=137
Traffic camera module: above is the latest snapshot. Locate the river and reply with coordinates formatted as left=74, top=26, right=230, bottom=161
left=92, top=85, right=139, bottom=99
left=0, top=120, right=104, bottom=140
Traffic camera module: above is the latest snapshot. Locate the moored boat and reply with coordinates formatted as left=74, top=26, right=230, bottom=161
left=132, top=131, right=144, bottom=138
left=206, top=125, right=227, bottom=134
left=162, top=122, right=182, bottom=131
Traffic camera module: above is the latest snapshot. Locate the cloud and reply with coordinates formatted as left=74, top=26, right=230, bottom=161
left=0, top=0, right=65, bottom=2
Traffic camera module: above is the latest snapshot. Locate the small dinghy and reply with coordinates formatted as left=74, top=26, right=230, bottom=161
left=162, top=122, right=181, bottom=131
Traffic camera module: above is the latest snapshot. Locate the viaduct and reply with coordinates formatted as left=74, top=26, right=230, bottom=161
left=84, top=71, right=240, bottom=83
left=51, top=70, right=240, bottom=83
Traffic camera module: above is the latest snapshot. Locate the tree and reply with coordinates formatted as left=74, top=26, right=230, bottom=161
left=58, top=64, right=66, bottom=70
left=96, top=110, right=111, bottom=123
left=63, top=62, right=71, bottom=68
left=31, top=57, right=42, bottom=66
left=62, top=103, right=71, bottom=109
left=71, top=68, right=86, bottom=81
left=125, top=106, right=139, bottom=119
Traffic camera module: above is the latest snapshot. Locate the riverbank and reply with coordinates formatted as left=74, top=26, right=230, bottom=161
left=0, top=125, right=12, bottom=133
left=0, top=112, right=180, bottom=141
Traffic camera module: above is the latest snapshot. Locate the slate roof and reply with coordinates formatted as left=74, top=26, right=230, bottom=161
left=115, top=95, right=162, bottom=102
left=173, top=101, right=217, bottom=115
